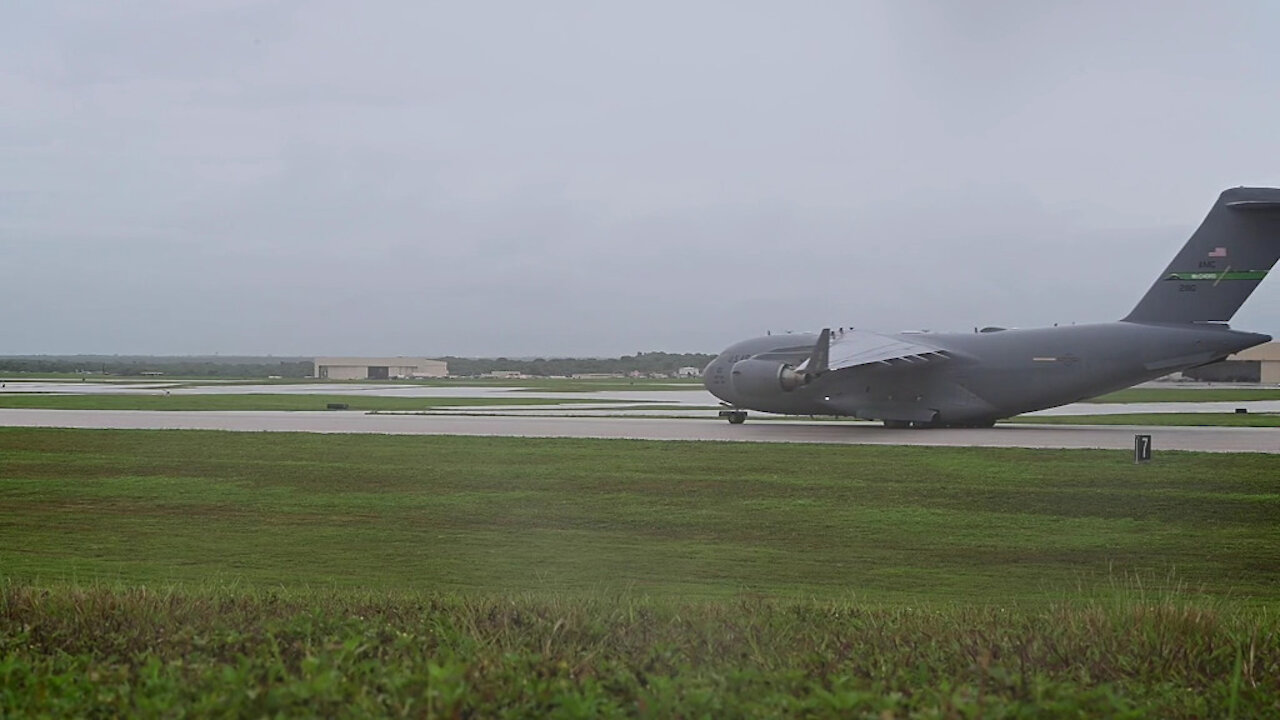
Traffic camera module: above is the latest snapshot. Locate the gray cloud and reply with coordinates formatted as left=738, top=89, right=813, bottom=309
left=4, top=1, right=1279, bottom=356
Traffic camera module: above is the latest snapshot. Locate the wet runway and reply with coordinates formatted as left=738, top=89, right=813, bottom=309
left=5, top=381, right=1279, bottom=416
left=0, top=409, right=1274, bottom=453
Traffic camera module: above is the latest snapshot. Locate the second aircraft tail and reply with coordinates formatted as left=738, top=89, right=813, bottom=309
left=1125, top=187, right=1280, bottom=324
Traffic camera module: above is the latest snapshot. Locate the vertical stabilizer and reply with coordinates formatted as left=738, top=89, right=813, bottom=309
left=1125, top=187, right=1280, bottom=324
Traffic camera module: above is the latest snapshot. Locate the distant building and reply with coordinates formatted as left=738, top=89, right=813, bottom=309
left=675, top=366, right=701, bottom=378
left=1182, top=342, right=1280, bottom=383
left=481, top=370, right=524, bottom=379
left=313, top=357, right=447, bottom=380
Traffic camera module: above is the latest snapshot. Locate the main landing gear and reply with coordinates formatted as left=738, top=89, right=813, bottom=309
left=719, top=410, right=748, bottom=424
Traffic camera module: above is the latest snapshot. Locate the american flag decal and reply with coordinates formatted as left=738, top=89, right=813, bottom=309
left=1208, top=247, right=1228, bottom=257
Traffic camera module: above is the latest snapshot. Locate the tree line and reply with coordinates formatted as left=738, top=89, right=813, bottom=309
left=438, top=352, right=714, bottom=377
left=0, top=356, right=315, bottom=378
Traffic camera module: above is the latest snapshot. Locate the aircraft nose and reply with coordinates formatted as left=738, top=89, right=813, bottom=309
left=702, top=352, right=734, bottom=403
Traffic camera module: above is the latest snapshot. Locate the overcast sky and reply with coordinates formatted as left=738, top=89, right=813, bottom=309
left=5, top=1, right=1280, bottom=356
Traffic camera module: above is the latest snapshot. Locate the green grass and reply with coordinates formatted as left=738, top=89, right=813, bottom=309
left=506, top=379, right=702, bottom=392
left=3, top=428, right=1278, bottom=602
left=1093, top=387, right=1280, bottom=403
left=0, top=393, right=615, bottom=412
left=3, top=583, right=1277, bottom=718
left=0, top=375, right=160, bottom=383
left=4, top=429, right=1279, bottom=716
left=1, top=373, right=303, bottom=382
left=1010, top=413, right=1280, bottom=427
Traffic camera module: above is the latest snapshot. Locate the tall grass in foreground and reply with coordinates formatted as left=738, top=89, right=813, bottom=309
left=2, top=582, right=1276, bottom=718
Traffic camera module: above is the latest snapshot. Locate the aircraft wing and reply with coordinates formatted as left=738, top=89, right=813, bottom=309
left=797, top=329, right=953, bottom=373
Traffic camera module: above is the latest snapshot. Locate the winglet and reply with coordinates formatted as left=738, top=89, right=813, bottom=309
left=796, top=328, right=831, bottom=374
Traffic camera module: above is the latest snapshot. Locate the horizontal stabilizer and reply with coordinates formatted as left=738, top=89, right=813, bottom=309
left=1225, top=199, right=1280, bottom=211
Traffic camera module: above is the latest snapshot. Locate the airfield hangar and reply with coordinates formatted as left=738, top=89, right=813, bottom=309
left=1181, top=342, right=1280, bottom=383
left=313, top=357, right=448, bottom=380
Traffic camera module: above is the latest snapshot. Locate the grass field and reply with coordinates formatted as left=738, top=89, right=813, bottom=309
left=1093, top=387, right=1280, bottom=403
left=1011, top=412, right=1280, bottom=427
left=3, top=429, right=1278, bottom=716
left=4, top=428, right=1278, bottom=599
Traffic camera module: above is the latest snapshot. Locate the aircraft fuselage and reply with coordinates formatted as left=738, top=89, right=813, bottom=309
left=703, top=322, right=1270, bottom=426
left=706, top=187, right=1280, bottom=427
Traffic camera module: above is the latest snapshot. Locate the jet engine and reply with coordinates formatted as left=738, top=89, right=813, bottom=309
left=729, top=358, right=813, bottom=397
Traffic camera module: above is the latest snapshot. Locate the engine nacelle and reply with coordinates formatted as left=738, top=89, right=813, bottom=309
left=730, top=358, right=812, bottom=397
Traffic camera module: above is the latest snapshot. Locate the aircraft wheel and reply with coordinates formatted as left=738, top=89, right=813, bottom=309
left=883, top=420, right=911, bottom=429
left=728, top=411, right=747, bottom=424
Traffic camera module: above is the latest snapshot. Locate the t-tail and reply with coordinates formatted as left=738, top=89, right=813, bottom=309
left=1124, top=187, right=1280, bottom=324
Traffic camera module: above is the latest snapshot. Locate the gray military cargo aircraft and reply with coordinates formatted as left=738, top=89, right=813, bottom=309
left=704, top=187, right=1280, bottom=427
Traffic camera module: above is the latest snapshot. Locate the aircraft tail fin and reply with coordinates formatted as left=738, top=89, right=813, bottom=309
left=1124, top=187, right=1280, bottom=324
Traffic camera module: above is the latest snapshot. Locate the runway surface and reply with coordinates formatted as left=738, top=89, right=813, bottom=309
left=0, top=409, right=1275, bottom=453
left=5, top=381, right=1280, bottom=416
